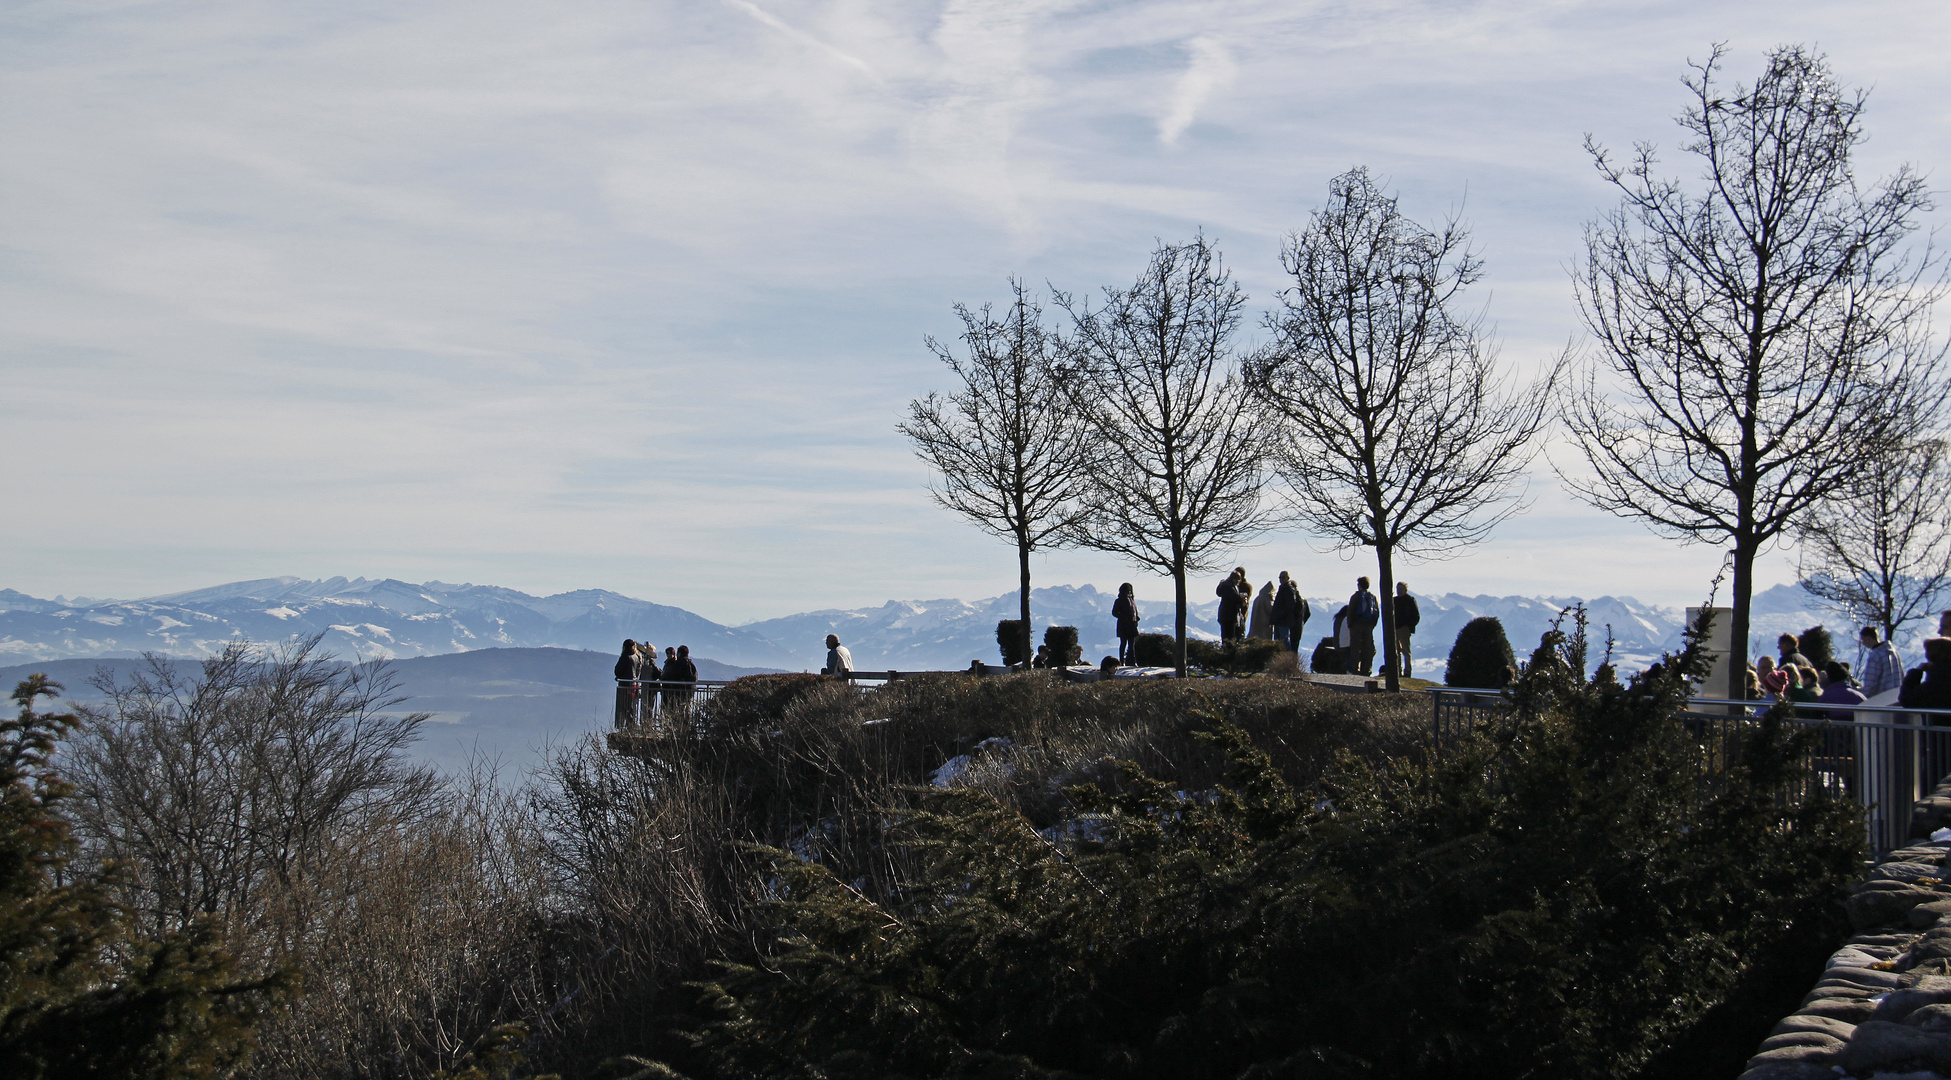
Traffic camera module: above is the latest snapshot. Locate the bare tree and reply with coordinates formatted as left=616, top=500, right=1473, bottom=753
left=1247, top=168, right=1557, bottom=691
left=1060, top=236, right=1272, bottom=675
left=1560, top=44, right=1947, bottom=698
left=1797, top=437, right=1951, bottom=645
left=899, top=280, right=1096, bottom=664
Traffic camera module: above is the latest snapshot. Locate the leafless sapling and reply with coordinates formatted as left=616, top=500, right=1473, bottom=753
left=1798, top=437, right=1951, bottom=647
left=1059, top=236, right=1273, bottom=675
left=899, top=280, right=1097, bottom=665
left=1247, top=168, right=1557, bottom=691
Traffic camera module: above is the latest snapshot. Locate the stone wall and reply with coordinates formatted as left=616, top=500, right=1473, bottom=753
left=1739, top=777, right=1951, bottom=1079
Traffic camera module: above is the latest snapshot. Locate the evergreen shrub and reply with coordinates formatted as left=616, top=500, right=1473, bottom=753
left=1447, top=616, right=1516, bottom=687
left=996, top=620, right=1029, bottom=666
left=667, top=621, right=1861, bottom=1080
left=1799, top=625, right=1835, bottom=668
left=1186, top=637, right=1283, bottom=675
left=1130, top=633, right=1177, bottom=667
left=1043, top=626, right=1081, bottom=667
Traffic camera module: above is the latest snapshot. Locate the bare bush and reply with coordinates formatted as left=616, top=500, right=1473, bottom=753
left=62, top=637, right=551, bottom=1080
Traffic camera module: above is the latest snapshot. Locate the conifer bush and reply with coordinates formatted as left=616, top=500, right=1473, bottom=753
left=996, top=620, right=1029, bottom=666
left=1799, top=625, right=1835, bottom=668
left=1185, top=636, right=1283, bottom=675
left=1130, top=633, right=1177, bottom=666
left=1446, top=615, right=1516, bottom=687
left=655, top=623, right=1860, bottom=1080
left=1043, top=625, right=1081, bottom=666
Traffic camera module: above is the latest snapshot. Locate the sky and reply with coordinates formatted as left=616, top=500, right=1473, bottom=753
left=4, top=0, right=1949, bottom=625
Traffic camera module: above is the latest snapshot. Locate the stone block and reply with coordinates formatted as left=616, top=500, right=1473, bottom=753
left=1819, top=967, right=1904, bottom=990
left=1758, top=1031, right=1845, bottom=1052
left=1770, top=1013, right=1858, bottom=1040
left=1877, top=861, right=1950, bottom=884
left=1799, top=996, right=1878, bottom=1022
left=1908, top=1003, right=1951, bottom=1032
left=1869, top=986, right=1951, bottom=1022
left=1836, top=1019, right=1951, bottom=1072
left=1737, top=1063, right=1842, bottom=1080
left=1911, top=899, right=1951, bottom=928
left=1851, top=884, right=1950, bottom=931
left=1746, top=1043, right=1839, bottom=1066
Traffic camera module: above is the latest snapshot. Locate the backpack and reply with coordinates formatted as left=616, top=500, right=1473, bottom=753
left=1353, top=590, right=1379, bottom=624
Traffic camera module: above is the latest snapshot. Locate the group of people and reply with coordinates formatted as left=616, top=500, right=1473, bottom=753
left=1310, top=575, right=1419, bottom=678
left=613, top=638, right=700, bottom=726
left=1109, top=571, right=1423, bottom=678
left=1743, top=616, right=1951, bottom=722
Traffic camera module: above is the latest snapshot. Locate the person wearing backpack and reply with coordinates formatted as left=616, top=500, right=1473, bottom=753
left=1347, top=577, right=1381, bottom=676
left=1270, top=571, right=1308, bottom=653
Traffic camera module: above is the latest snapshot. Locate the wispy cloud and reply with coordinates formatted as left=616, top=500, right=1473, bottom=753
left=1159, top=35, right=1234, bottom=146
left=718, top=0, right=883, bottom=84
left=3, top=0, right=1948, bottom=618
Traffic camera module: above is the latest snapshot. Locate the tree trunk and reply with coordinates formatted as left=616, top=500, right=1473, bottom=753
left=1729, top=539, right=1755, bottom=702
left=1174, top=559, right=1189, bottom=678
left=1377, top=543, right=1399, bottom=692
left=1017, top=539, right=1034, bottom=669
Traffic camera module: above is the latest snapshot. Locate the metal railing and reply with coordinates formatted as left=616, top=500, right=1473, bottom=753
left=1429, top=688, right=1951, bottom=854
left=613, top=679, right=731, bottom=729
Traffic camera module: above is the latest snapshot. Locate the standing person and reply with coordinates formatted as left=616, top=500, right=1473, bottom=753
left=1249, top=581, right=1275, bottom=640
left=823, top=634, right=854, bottom=677
left=665, top=645, right=699, bottom=718
left=1393, top=582, right=1421, bottom=678
left=1859, top=626, right=1906, bottom=699
left=1112, top=584, right=1140, bottom=664
left=1347, top=576, right=1381, bottom=676
left=638, top=642, right=662, bottom=721
left=613, top=639, right=642, bottom=726
left=1216, top=568, right=1250, bottom=644
left=661, top=646, right=679, bottom=718
left=1778, top=633, right=1812, bottom=670
left=1901, top=638, right=1951, bottom=778
left=1270, top=571, right=1308, bottom=654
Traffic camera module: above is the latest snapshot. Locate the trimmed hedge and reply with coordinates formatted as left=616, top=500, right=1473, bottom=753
left=1446, top=616, right=1516, bottom=688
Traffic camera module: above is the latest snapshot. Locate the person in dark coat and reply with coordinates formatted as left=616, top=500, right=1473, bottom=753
left=1112, top=584, right=1140, bottom=664
left=637, top=641, right=662, bottom=720
left=1270, top=571, right=1308, bottom=654
left=1347, top=577, right=1381, bottom=676
left=664, top=644, right=699, bottom=719
left=1901, top=638, right=1951, bottom=719
left=1216, top=568, right=1251, bottom=644
left=614, top=639, right=642, bottom=726
left=1393, top=583, right=1421, bottom=678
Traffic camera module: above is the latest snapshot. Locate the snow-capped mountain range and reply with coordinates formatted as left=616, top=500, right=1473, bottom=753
left=0, top=576, right=1868, bottom=676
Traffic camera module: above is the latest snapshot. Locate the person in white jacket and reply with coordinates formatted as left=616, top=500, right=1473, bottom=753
left=823, top=634, right=854, bottom=677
